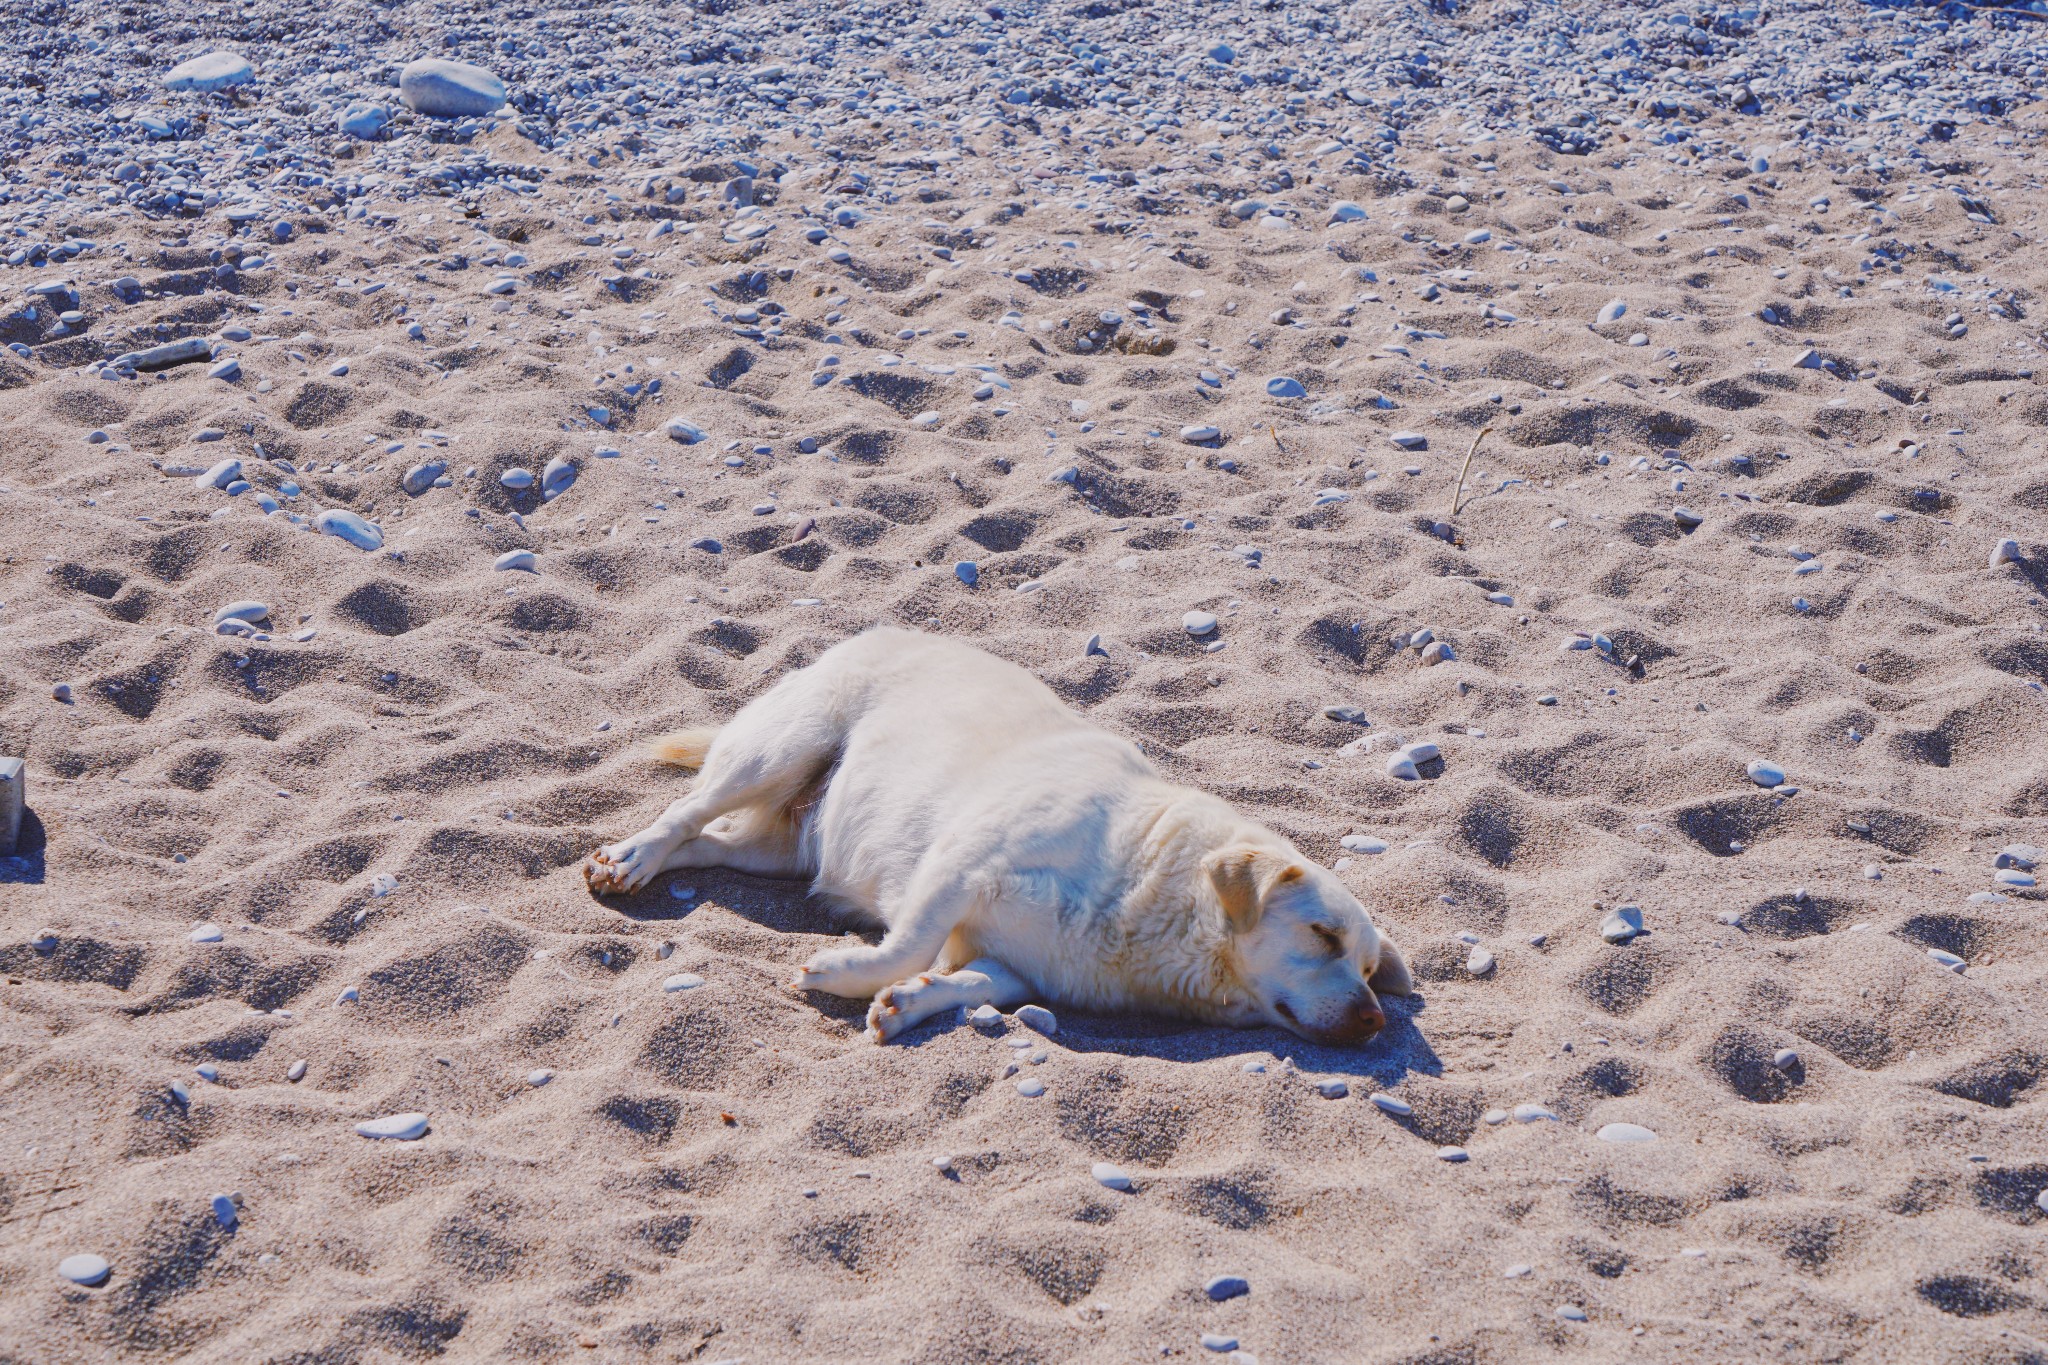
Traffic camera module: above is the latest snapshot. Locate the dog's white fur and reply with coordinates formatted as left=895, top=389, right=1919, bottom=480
left=585, top=628, right=1411, bottom=1044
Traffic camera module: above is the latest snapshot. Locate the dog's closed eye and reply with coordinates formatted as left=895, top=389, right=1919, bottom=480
left=1310, top=924, right=1345, bottom=956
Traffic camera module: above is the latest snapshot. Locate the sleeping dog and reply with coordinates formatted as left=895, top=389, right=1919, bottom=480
left=585, top=628, right=1410, bottom=1044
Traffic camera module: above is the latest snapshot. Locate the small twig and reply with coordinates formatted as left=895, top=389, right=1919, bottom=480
left=1269, top=424, right=1283, bottom=452
left=1448, top=425, right=1490, bottom=519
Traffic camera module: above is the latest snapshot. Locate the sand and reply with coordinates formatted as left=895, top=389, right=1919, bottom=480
left=6, top=38, right=2048, bottom=1365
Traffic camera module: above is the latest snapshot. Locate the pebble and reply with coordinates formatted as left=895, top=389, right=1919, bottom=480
left=399, top=58, right=507, bottom=118
left=287, top=1059, right=307, bottom=1082
left=955, top=560, right=979, bottom=587
left=210, top=1193, right=239, bottom=1230
left=1340, top=834, right=1387, bottom=854
left=1438, top=1146, right=1470, bottom=1162
left=1928, top=949, right=1966, bottom=974
left=1092, top=1162, right=1133, bottom=1191
left=1386, top=740, right=1439, bottom=781
left=315, top=510, right=384, bottom=551
left=1389, top=431, right=1428, bottom=450
left=1600, top=906, right=1644, bottom=944
left=1555, top=1305, right=1589, bottom=1323
left=1596, top=1122, right=1658, bottom=1143
left=495, top=550, right=538, bottom=573
left=1315, top=1080, right=1349, bottom=1099
left=1772, top=1049, right=1800, bottom=1071
left=1465, top=947, right=1495, bottom=977
left=1369, top=1092, right=1412, bottom=1116
left=1183, top=610, right=1219, bottom=636
left=1206, top=1274, right=1250, bottom=1302
left=1672, top=506, right=1704, bottom=528
left=213, top=601, right=270, bottom=626
left=354, top=1112, right=430, bottom=1141
left=500, top=468, right=536, bottom=489
left=1513, top=1103, right=1559, bottom=1123
left=662, top=973, right=706, bottom=992
left=969, top=1004, right=1005, bottom=1029
left=1596, top=299, right=1627, bottom=326
left=1265, top=376, right=1306, bottom=399
left=57, top=1253, right=111, bottom=1287
left=1016, top=1077, right=1046, bottom=1097
left=528, top=1069, right=553, bottom=1087
left=1200, top=1335, right=1239, bottom=1354
left=1503, top=1264, right=1533, bottom=1279
left=1990, top=538, right=2021, bottom=567
left=116, top=338, right=212, bottom=372
left=1016, top=1004, right=1057, bottom=1035
left=541, top=458, right=578, bottom=502
left=189, top=923, right=224, bottom=943
left=165, top=51, right=254, bottom=93
left=195, top=458, right=243, bottom=491
left=339, top=104, right=391, bottom=140
left=1745, top=759, right=1786, bottom=787
left=1181, top=424, right=1221, bottom=443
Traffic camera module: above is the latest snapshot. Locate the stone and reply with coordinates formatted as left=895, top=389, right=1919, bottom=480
left=1600, top=905, right=1644, bottom=944
left=1990, top=538, right=2021, bottom=567
left=664, top=418, right=709, bottom=445
left=1772, top=1048, right=1800, bottom=1070
left=194, top=459, right=242, bottom=491
left=1466, top=946, right=1495, bottom=976
left=955, top=560, right=979, bottom=587
left=1315, top=1079, right=1349, bottom=1099
left=662, top=973, right=706, bottom=992
left=1369, top=1092, right=1412, bottom=1116
left=399, top=58, right=507, bottom=118
left=212, top=601, right=269, bottom=626
left=115, top=337, right=211, bottom=371
left=1183, top=610, right=1219, bottom=636
left=1390, top=431, right=1427, bottom=450
left=165, top=51, right=255, bottom=94
left=339, top=104, right=391, bottom=139
left=1746, top=759, right=1786, bottom=788
left=1513, top=1103, right=1559, bottom=1122
left=500, top=468, right=536, bottom=490
left=528, top=1069, right=553, bottom=1086
left=1596, top=299, right=1627, bottom=326
left=1327, top=201, right=1367, bottom=224
left=211, top=1193, right=238, bottom=1230
left=1596, top=1122, right=1657, bottom=1143
left=1340, top=833, right=1388, bottom=854
left=1206, top=1274, right=1250, bottom=1302
left=316, top=509, right=384, bottom=551
left=1438, top=1146, right=1470, bottom=1162
left=495, top=550, right=537, bottom=573
left=354, top=1112, right=430, bottom=1140
left=58, top=1253, right=111, bottom=1286
left=541, top=457, right=577, bottom=502
left=189, top=923, right=224, bottom=943
left=1556, top=1305, right=1589, bottom=1323
left=1016, top=1077, right=1046, bottom=1097
left=1092, top=1161, right=1132, bottom=1191
left=0, top=756, right=23, bottom=856
left=1016, top=1004, right=1057, bottom=1035
left=1386, top=740, right=1439, bottom=781
left=1265, top=376, right=1307, bottom=398
left=1200, top=1334, right=1239, bottom=1353
left=1181, top=423, right=1221, bottom=443
left=1673, top=506, right=1704, bottom=528
left=402, top=460, right=447, bottom=495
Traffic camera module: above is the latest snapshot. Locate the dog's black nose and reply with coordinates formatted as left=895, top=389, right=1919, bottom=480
left=1355, top=1000, right=1386, bottom=1039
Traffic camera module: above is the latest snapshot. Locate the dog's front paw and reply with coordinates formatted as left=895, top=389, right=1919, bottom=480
left=795, top=946, right=890, bottom=999
left=865, top=975, right=935, bottom=1042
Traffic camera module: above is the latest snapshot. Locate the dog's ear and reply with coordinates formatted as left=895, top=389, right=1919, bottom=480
left=1369, top=937, right=1413, bottom=996
left=1206, top=848, right=1305, bottom=933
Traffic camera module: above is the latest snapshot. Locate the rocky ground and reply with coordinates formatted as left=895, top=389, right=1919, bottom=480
left=4, top=0, right=2048, bottom=1361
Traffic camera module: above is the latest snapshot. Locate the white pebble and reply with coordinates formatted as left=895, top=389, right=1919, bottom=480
left=287, top=1059, right=307, bottom=1082
left=188, top=923, right=224, bottom=943
left=354, top=1112, right=429, bottom=1141
left=1990, top=538, right=2021, bottom=567
left=528, top=1069, right=553, bottom=1087
left=1745, top=759, right=1786, bottom=787
left=1016, top=1004, right=1057, bottom=1035
left=494, top=550, right=537, bottom=573
left=1092, top=1162, right=1132, bottom=1191
left=1600, top=906, right=1644, bottom=944
left=1183, top=610, right=1219, bottom=636
left=662, top=973, right=706, bottom=992
left=1316, top=1080, right=1349, bottom=1099
left=1369, top=1092, right=1412, bottom=1116
left=1016, top=1077, right=1046, bottom=1097
left=1596, top=1122, right=1658, bottom=1143
left=1438, top=1146, right=1470, bottom=1162
left=57, top=1253, right=111, bottom=1286
left=1465, top=947, right=1496, bottom=976
left=1340, top=834, right=1388, bottom=854
left=1513, top=1103, right=1559, bottom=1123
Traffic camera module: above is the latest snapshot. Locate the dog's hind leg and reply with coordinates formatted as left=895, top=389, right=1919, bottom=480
left=865, top=958, right=1034, bottom=1043
left=586, top=669, right=842, bottom=895
left=656, top=809, right=811, bottom=880
left=793, top=864, right=983, bottom=999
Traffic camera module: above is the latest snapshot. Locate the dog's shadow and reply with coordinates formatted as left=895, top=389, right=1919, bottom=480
left=598, top=869, right=1442, bottom=1085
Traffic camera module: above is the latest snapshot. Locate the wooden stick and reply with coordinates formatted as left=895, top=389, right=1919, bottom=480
left=1269, top=424, right=1283, bottom=452
left=1448, top=425, right=1489, bottom=519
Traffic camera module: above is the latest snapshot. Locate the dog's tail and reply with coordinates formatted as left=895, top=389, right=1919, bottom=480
left=648, top=727, right=720, bottom=769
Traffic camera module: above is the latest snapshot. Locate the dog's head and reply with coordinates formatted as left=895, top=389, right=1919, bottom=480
left=1206, top=847, right=1411, bottom=1046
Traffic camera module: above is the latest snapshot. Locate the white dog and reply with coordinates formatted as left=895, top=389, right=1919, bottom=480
left=585, top=628, right=1410, bottom=1044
